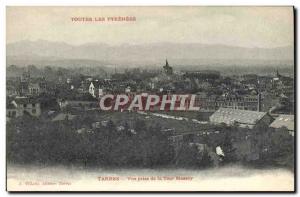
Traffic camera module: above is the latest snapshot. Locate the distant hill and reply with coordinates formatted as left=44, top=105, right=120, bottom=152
left=7, top=40, right=294, bottom=68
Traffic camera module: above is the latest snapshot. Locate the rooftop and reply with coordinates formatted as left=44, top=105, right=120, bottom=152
left=210, top=107, right=267, bottom=126
left=52, top=113, right=77, bottom=122
left=13, top=97, right=39, bottom=105
left=270, top=115, right=294, bottom=131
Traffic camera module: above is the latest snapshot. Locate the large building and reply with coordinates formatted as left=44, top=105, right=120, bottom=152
left=7, top=97, right=41, bottom=118
left=209, top=107, right=273, bottom=129
left=270, top=115, right=294, bottom=136
left=195, top=94, right=262, bottom=112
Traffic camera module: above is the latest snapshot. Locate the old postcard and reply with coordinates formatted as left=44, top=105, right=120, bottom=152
left=6, top=6, right=295, bottom=192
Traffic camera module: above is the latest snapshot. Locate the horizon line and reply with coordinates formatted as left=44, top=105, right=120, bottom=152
left=6, top=39, right=293, bottom=50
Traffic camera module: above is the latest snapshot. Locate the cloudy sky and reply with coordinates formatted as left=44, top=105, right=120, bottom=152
left=7, top=6, right=294, bottom=48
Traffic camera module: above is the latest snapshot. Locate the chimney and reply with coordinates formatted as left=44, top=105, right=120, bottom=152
left=257, top=93, right=261, bottom=112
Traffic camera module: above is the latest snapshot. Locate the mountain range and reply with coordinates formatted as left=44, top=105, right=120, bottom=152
left=7, top=40, right=294, bottom=68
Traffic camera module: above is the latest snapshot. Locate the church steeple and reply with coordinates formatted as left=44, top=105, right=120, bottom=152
left=163, top=59, right=173, bottom=75
left=166, top=59, right=169, bottom=67
left=276, top=69, right=281, bottom=78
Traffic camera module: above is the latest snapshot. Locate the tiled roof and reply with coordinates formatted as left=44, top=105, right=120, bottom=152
left=210, top=107, right=267, bottom=126
left=270, top=115, right=294, bottom=131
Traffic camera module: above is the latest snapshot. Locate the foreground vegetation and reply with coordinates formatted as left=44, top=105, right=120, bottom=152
left=7, top=114, right=294, bottom=170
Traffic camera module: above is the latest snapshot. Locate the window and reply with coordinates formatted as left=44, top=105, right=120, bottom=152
left=12, top=111, right=16, bottom=117
left=32, top=109, right=36, bottom=114
left=32, top=103, right=36, bottom=107
left=23, top=104, right=27, bottom=108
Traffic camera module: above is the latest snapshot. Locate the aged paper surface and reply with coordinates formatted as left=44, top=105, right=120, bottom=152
left=6, top=6, right=294, bottom=192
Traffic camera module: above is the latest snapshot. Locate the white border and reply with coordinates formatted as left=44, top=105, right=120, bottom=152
left=0, top=0, right=299, bottom=196
left=1, top=0, right=297, bottom=6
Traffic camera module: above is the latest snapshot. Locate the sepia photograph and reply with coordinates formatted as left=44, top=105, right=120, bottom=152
left=6, top=6, right=295, bottom=192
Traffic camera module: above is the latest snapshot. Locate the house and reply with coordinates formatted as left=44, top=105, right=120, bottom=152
left=257, top=76, right=273, bottom=91
left=271, top=70, right=294, bottom=91
left=260, top=92, right=280, bottom=112
left=17, top=79, right=47, bottom=96
left=28, top=82, right=40, bottom=95
left=197, top=81, right=212, bottom=89
left=209, top=107, right=273, bottom=129
left=89, top=81, right=105, bottom=97
left=57, top=93, right=99, bottom=111
left=78, top=80, right=91, bottom=94
left=6, top=83, right=18, bottom=96
left=89, top=81, right=97, bottom=97
left=270, top=115, right=294, bottom=136
left=19, top=81, right=29, bottom=95
left=6, top=97, right=41, bottom=118
left=7, top=103, right=17, bottom=119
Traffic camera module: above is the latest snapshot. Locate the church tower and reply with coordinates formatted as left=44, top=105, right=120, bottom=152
left=163, top=59, right=173, bottom=75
